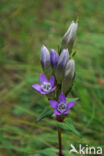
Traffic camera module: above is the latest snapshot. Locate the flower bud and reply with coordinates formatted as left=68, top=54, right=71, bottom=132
left=50, top=49, right=59, bottom=70
left=62, top=59, right=75, bottom=94
left=61, top=21, right=78, bottom=52
left=40, top=45, right=52, bottom=78
left=55, top=49, right=69, bottom=84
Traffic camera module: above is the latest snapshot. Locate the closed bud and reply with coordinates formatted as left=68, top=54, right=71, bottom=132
left=40, top=45, right=52, bottom=78
left=55, top=49, right=69, bottom=84
left=62, top=59, right=75, bottom=94
left=50, top=49, right=59, bottom=70
left=61, top=21, right=78, bottom=52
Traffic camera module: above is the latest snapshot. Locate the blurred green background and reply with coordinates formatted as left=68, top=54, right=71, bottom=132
left=0, top=0, right=104, bottom=155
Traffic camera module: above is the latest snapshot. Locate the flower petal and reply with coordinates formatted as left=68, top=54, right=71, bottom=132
left=54, top=110, right=61, bottom=116
left=40, top=45, right=52, bottom=78
left=59, top=92, right=66, bottom=103
left=67, top=101, right=75, bottom=109
left=32, top=84, right=41, bottom=92
left=39, top=91, right=48, bottom=94
left=50, top=86, right=56, bottom=92
left=49, top=76, right=55, bottom=87
left=40, top=73, right=48, bottom=84
left=49, top=100, right=58, bottom=108
left=50, top=49, right=59, bottom=68
left=55, top=49, right=69, bottom=83
left=62, top=21, right=78, bottom=52
left=63, top=110, right=70, bottom=114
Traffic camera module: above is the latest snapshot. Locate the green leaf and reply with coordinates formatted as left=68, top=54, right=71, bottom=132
left=71, top=51, right=77, bottom=57
left=66, top=97, right=79, bottom=103
left=57, top=118, right=80, bottom=136
left=37, top=106, right=53, bottom=121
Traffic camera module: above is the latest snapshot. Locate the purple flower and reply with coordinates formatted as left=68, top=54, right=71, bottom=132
left=49, top=93, right=75, bottom=115
left=55, top=49, right=69, bottom=83
left=62, top=21, right=78, bottom=52
left=62, top=59, right=75, bottom=94
left=32, top=74, right=56, bottom=94
left=50, top=49, right=59, bottom=69
left=40, top=45, right=52, bottom=78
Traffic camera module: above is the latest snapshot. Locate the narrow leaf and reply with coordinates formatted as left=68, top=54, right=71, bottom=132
left=57, top=118, right=80, bottom=136
left=66, top=97, right=79, bottom=103
left=37, top=106, right=53, bottom=121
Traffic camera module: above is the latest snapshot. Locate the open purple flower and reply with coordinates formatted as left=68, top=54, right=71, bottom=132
left=49, top=93, right=75, bottom=115
left=32, top=74, right=56, bottom=94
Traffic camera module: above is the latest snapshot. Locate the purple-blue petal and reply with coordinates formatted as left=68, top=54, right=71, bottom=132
left=39, top=90, right=49, bottom=94
left=50, top=86, right=56, bottom=92
left=54, top=110, right=61, bottom=116
left=49, top=100, right=58, bottom=108
left=57, top=49, right=69, bottom=69
left=32, top=84, right=41, bottom=92
left=40, top=45, right=50, bottom=68
left=40, top=87, right=56, bottom=94
left=59, top=92, right=66, bottom=103
left=63, top=110, right=70, bottom=114
left=67, top=101, right=75, bottom=109
left=50, top=49, right=59, bottom=68
left=40, top=73, right=48, bottom=84
left=49, top=76, right=55, bottom=87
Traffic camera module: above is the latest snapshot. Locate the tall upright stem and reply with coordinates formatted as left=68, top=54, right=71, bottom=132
left=56, top=115, right=64, bottom=156
left=58, top=127, right=62, bottom=156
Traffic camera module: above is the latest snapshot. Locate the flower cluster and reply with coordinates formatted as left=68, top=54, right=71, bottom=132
left=32, top=21, right=78, bottom=116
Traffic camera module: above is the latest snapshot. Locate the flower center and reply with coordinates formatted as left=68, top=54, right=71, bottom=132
left=41, top=82, right=52, bottom=92
left=57, top=103, right=66, bottom=113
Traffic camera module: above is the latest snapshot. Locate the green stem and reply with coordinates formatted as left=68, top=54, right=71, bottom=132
left=58, top=127, right=63, bottom=156
left=56, top=115, right=64, bottom=156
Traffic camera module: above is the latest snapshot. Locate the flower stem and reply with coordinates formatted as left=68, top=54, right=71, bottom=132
left=56, top=115, right=64, bottom=156
left=58, top=127, right=63, bottom=156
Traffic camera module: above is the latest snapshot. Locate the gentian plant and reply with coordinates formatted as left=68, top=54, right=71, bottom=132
left=32, top=21, right=78, bottom=156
